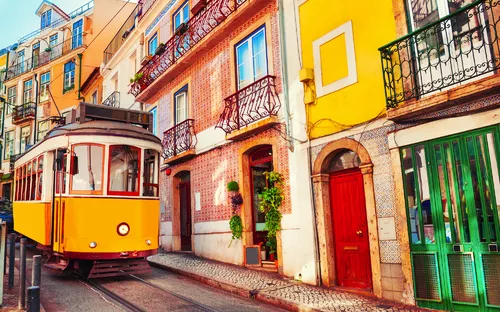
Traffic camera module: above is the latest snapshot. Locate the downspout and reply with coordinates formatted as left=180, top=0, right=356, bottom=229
left=77, top=53, right=85, bottom=102
left=278, top=0, right=293, bottom=153
left=33, top=73, right=39, bottom=144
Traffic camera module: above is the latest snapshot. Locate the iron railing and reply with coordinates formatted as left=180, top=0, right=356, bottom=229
left=137, top=0, right=158, bottom=22
left=129, top=0, right=246, bottom=97
left=216, top=75, right=281, bottom=134
left=6, top=36, right=85, bottom=81
left=104, top=5, right=139, bottom=65
left=162, top=119, right=196, bottom=159
left=19, top=1, right=94, bottom=44
left=13, top=102, right=36, bottom=123
left=102, top=91, right=120, bottom=107
left=379, top=0, right=500, bottom=108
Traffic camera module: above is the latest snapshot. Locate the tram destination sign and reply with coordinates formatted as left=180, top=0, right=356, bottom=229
left=77, top=102, right=153, bottom=130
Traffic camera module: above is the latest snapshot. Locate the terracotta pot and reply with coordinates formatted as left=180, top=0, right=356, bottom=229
left=269, top=253, right=275, bottom=261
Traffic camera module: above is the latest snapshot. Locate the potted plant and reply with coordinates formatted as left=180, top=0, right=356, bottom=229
left=130, top=72, right=144, bottom=84
left=228, top=181, right=243, bottom=247
left=175, top=22, right=188, bottom=36
left=155, top=43, right=166, bottom=56
left=260, top=244, right=266, bottom=261
left=44, top=47, right=52, bottom=53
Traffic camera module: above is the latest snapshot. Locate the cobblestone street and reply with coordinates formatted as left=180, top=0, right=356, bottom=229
left=148, top=253, right=433, bottom=312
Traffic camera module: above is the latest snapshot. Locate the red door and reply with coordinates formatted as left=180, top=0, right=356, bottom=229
left=330, top=169, right=372, bottom=289
left=179, top=182, right=192, bottom=251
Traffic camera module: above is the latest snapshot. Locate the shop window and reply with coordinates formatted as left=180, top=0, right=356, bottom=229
left=143, top=149, right=159, bottom=197
left=70, top=144, right=104, bottom=194
left=108, top=145, right=140, bottom=196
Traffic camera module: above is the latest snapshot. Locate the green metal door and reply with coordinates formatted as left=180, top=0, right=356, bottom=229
left=401, top=125, right=500, bottom=311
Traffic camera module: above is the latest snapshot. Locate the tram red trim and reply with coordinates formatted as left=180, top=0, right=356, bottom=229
left=64, top=249, right=156, bottom=260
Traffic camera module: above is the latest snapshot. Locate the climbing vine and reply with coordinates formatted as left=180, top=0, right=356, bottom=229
left=259, top=171, right=284, bottom=257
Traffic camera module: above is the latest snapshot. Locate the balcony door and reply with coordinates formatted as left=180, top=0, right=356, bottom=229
left=174, top=86, right=188, bottom=125
left=406, top=0, right=493, bottom=97
left=235, top=26, right=268, bottom=90
left=72, top=19, right=83, bottom=49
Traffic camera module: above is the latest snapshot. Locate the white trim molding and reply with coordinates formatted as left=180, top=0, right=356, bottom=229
left=313, top=20, right=357, bottom=97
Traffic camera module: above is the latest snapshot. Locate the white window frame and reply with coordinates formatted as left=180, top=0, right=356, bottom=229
left=173, top=2, right=190, bottom=30
left=174, top=87, right=188, bottom=125
left=64, top=61, right=75, bottom=90
left=40, top=72, right=50, bottom=102
left=7, top=87, right=16, bottom=114
left=235, top=26, right=268, bottom=90
left=23, top=80, right=33, bottom=103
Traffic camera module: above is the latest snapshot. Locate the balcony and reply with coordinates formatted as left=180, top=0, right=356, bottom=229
left=162, top=119, right=197, bottom=165
left=129, top=0, right=265, bottom=101
left=379, top=0, right=500, bottom=120
left=12, top=102, right=36, bottom=125
left=137, top=0, right=158, bottom=22
left=6, top=36, right=86, bottom=81
left=104, top=6, right=139, bottom=65
left=216, top=75, right=281, bottom=140
left=102, top=91, right=120, bottom=107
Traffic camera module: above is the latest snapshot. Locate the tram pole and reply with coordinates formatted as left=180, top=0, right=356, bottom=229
left=32, top=255, right=42, bottom=287
left=19, top=238, right=27, bottom=309
left=8, top=233, right=15, bottom=289
left=27, top=286, right=40, bottom=312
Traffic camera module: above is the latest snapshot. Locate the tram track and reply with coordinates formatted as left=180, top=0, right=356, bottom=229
left=76, top=271, right=220, bottom=312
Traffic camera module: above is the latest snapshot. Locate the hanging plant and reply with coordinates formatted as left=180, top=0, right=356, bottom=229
left=228, top=181, right=243, bottom=247
left=227, top=181, right=239, bottom=192
left=229, top=215, right=243, bottom=247
left=259, top=171, right=284, bottom=258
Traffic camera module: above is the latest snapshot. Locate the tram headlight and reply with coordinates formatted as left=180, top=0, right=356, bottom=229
left=117, top=222, right=130, bottom=236
left=145, top=239, right=151, bottom=246
left=89, top=241, right=97, bottom=248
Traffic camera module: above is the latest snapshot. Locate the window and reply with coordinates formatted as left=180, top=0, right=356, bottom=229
left=33, top=42, right=40, bottom=67
left=108, top=145, right=140, bottom=196
left=41, top=10, right=52, bottom=29
left=70, top=144, right=104, bottom=194
left=235, top=26, right=268, bottom=89
left=64, top=61, right=75, bottom=91
left=36, top=156, right=43, bottom=200
left=23, top=80, right=33, bottom=103
left=50, top=34, right=58, bottom=46
left=37, top=120, right=50, bottom=141
left=18, top=50, right=25, bottom=73
left=7, top=87, right=16, bottom=114
left=20, top=126, right=31, bottom=154
left=40, top=72, right=50, bottom=102
left=49, top=34, right=59, bottom=60
left=29, top=160, right=36, bottom=201
left=173, top=2, right=189, bottom=31
left=150, top=107, right=158, bottom=135
left=148, top=33, right=158, bottom=56
left=72, top=19, right=83, bottom=49
left=91, top=90, right=98, bottom=104
left=174, top=85, right=188, bottom=124
left=143, top=149, right=159, bottom=197
left=55, top=150, right=67, bottom=194
left=4, top=131, right=14, bottom=160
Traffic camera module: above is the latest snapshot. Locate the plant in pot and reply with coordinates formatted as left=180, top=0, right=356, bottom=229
left=260, top=244, right=266, bottom=261
left=259, top=171, right=284, bottom=270
left=228, top=181, right=243, bottom=247
left=130, top=72, right=144, bottom=84
left=175, top=22, right=188, bottom=36
left=155, top=43, right=166, bottom=56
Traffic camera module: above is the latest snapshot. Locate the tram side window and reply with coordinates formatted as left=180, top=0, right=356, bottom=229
left=22, top=165, right=27, bottom=201
left=143, top=149, right=158, bottom=197
left=108, top=145, right=140, bottom=196
left=71, top=144, right=104, bottom=194
left=55, top=153, right=67, bottom=194
left=30, top=159, right=36, bottom=200
left=36, top=156, right=43, bottom=200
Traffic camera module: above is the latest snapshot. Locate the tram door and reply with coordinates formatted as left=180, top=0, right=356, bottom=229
left=405, top=127, right=500, bottom=311
left=53, top=150, right=67, bottom=253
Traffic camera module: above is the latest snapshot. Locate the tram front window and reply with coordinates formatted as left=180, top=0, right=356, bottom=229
left=71, top=144, right=104, bottom=194
left=108, top=145, right=140, bottom=196
left=143, top=149, right=159, bottom=197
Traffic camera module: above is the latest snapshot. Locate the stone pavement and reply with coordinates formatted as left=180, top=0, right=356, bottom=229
left=148, top=253, right=432, bottom=312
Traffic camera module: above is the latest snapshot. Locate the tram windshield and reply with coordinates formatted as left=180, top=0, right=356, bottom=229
left=108, top=145, right=140, bottom=196
left=71, top=144, right=104, bottom=194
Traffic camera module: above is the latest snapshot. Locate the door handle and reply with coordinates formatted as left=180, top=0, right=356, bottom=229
left=356, top=230, right=363, bottom=237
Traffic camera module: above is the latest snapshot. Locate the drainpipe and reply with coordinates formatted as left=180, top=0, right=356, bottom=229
left=77, top=53, right=85, bottom=102
left=33, top=73, right=39, bottom=144
left=278, top=0, right=293, bottom=153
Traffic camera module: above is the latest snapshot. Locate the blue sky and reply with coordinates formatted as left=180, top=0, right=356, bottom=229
left=0, top=0, right=90, bottom=48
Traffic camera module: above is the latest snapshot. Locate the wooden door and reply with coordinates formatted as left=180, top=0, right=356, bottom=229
left=330, top=169, right=372, bottom=289
left=179, top=182, right=192, bottom=251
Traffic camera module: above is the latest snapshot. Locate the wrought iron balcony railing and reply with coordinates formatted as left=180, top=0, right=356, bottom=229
left=6, top=36, right=85, bottom=81
left=162, top=119, right=197, bottom=159
left=379, top=0, right=500, bottom=108
left=137, top=0, right=158, bottom=22
left=102, top=91, right=120, bottom=107
left=129, top=0, right=246, bottom=97
left=104, top=6, right=139, bottom=65
left=13, top=102, right=36, bottom=123
left=216, top=75, right=281, bottom=134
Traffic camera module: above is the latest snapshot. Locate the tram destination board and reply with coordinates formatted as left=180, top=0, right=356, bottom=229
left=78, top=102, right=152, bottom=129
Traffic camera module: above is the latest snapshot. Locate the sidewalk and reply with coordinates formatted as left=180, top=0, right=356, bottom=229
left=148, top=252, right=431, bottom=312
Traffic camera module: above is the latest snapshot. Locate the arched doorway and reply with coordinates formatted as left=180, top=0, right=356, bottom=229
left=328, top=149, right=372, bottom=289
left=177, top=171, right=192, bottom=251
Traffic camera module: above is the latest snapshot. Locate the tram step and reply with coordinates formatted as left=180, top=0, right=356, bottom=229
left=88, top=258, right=152, bottom=278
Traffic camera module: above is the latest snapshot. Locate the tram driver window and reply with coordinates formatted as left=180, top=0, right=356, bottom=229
left=108, top=145, right=140, bottom=196
left=70, top=144, right=104, bottom=194
left=143, top=149, right=158, bottom=197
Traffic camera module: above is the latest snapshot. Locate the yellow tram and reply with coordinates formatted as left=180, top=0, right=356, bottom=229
left=12, top=103, right=161, bottom=277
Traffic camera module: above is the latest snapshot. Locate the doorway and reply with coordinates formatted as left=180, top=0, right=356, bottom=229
left=401, top=126, right=500, bottom=311
left=329, top=149, right=372, bottom=290
left=178, top=172, right=191, bottom=251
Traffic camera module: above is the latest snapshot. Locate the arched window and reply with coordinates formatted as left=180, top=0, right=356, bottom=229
left=328, top=149, right=361, bottom=172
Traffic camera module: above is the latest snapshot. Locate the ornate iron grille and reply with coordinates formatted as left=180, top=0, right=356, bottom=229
left=447, top=253, right=477, bottom=303
left=130, top=0, right=247, bottom=97
left=215, top=75, right=281, bottom=134
left=162, top=119, right=197, bottom=159
left=412, top=253, right=442, bottom=301
left=379, top=0, right=500, bottom=108
left=102, top=91, right=120, bottom=107
left=482, top=254, right=500, bottom=306
left=13, top=102, right=36, bottom=123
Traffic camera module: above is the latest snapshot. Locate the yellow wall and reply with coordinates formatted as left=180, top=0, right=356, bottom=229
left=299, top=0, right=396, bottom=139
